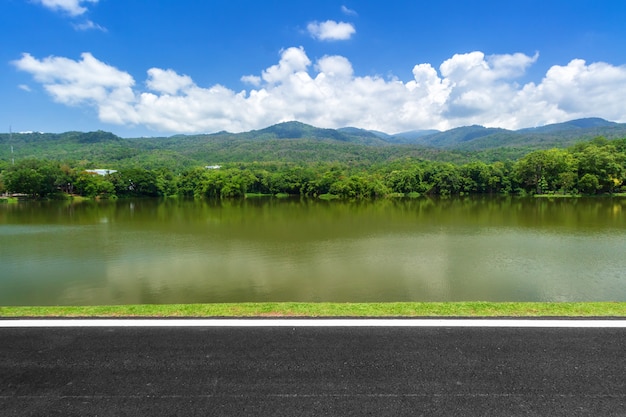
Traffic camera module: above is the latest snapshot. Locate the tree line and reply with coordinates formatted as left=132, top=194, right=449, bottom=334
left=1, top=137, right=625, bottom=199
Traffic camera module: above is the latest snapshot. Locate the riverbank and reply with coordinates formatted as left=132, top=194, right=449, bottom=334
left=1, top=302, right=624, bottom=318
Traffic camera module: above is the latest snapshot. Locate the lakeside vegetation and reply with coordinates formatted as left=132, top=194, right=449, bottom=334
left=1, top=136, right=625, bottom=200
left=1, top=302, right=624, bottom=317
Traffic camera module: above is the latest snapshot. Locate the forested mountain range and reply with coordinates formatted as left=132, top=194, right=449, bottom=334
left=413, top=118, right=625, bottom=151
left=1, top=118, right=625, bottom=170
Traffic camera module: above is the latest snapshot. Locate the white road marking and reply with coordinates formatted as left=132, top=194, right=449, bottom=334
left=1, top=319, right=625, bottom=328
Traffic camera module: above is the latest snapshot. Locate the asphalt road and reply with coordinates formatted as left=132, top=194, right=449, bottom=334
left=1, top=323, right=625, bottom=416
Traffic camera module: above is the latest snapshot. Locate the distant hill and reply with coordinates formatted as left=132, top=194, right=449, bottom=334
left=250, top=119, right=623, bottom=149
left=410, top=126, right=511, bottom=148
left=390, top=129, right=440, bottom=143
left=408, top=118, right=626, bottom=151
left=518, top=117, right=618, bottom=133
left=337, top=126, right=387, bottom=139
left=1, top=118, right=625, bottom=169
left=337, top=127, right=441, bottom=144
left=246, top=121, right=388, bottom=146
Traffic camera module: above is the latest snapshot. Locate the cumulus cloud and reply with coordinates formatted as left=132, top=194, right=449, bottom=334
left=307, top=20, right=356, bottom=41
left=12, top=48, right=626, bottom=134
left=35, top=0, right=98, bottom=16
left=240, top=75, right=262, bottom=86
left=315, top=55, right=354, bottom=79
left=12, top=52, right=137, bottom=125
left=261, top=47, right=311, bottom=83
left=146, top=68, right=194, bottom=95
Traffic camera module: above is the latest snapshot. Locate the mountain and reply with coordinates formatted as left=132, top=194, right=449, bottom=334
left=410, top=125, right=512, bottom=148
left=337, top=126, right=388, bottom=139
left=2, top=118, right=625, bottom=169
left=406, top=118, right=626, bottom=151
left=338, top=118, right=626, bottom=150
left=250, top=121, right=344, bottom=140
left=244, top=121, right=388, bottom=146
left=391, top=129, right=440, bottom=142
left=519, top=117, right=618, bottom=133
left=338, top=127, right=442, bottom=144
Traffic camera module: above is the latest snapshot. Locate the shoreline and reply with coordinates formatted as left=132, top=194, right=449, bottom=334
left=1, top=302, right=624, bottom=318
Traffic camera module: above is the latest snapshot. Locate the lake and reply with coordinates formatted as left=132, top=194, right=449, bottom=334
left=1, top=196, right=625, bottom=305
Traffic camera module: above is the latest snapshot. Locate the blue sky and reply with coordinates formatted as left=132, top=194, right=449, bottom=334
left=3, top=0, right=626, bottom=137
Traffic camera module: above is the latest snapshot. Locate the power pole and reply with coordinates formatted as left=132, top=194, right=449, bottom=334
left=9, top=126, right=14, bottom=165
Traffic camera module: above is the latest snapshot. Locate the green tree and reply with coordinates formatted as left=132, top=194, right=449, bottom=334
left=513, top=149, right=576, bottom=194
left=578, top=173, right=601, bottom=195
left=223, top=170, right=257, bottom=197
left=266, top=166, right=314, bottom=195
left=111, top=168, right=160, bottom=197
left=329, top=174, right=388, bottom=198
left=460, top=162, right=492, bottom=194
left=4, top=159, right=63, bottom=198
left=487, top=161, right=512, bottom=194
left=200, top=169, right=226, bottom=198
left=385, top=167, right=423, bottom=194
left=74, top=172, right=115, bottom=198
left=155, top=168, right=177, bottom=197
left=5, top=168, right=43, bottom=196
left=575, top=144, right=625, bottom=193
left=422, top=163, right=462, bottom=196
left=302, top=164, right=343, bottom=196
left=177, top=168, right=208, bottom=198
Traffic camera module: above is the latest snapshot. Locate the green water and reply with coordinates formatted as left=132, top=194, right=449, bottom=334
left=1, top=196, right=625, bottom=305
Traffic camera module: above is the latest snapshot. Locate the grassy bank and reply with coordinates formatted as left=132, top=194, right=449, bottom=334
left=1, top=302, right=624, bottom=318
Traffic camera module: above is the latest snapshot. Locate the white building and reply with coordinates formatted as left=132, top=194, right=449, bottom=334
left=85, top=169, right=118, bottom=176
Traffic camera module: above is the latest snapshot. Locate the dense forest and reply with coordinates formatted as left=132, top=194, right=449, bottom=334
left=2, top=118, right=626, bottom=170
left=1, top=135, right=625, bottom=199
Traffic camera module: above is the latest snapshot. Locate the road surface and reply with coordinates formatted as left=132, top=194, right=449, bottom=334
left=1, top=319, right=625, bottom=416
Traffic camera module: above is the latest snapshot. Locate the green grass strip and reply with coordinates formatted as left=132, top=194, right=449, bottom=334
left=0, top=302, right=624, bottom=317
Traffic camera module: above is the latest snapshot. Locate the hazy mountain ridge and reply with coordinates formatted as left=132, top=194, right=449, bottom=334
left=2, top=118, right=625, bottom=169
left=403, top=118, right=623, bottom=149
left=242, top=118, right=626, bottom=150
left=244, top=121, right=388, bottom=146
left=518, top=117, right=618, bottom=133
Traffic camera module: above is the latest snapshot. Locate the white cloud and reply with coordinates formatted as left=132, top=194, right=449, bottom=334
left=535, top=59, right=626, bottom=114
left=307, top=20, right=356, bottom=41
left=146, top=68, right=194, bottom=95
left=35, top=0, right=98, bottom=16
left=315, top=55, right=354, bottom=79
left=13, top=53, right=133, bottom=97
left=12, top=49, right=626, bottom=134
left=73, top=19, right=106, bottom=32
left=12, top=52, right=137, bottom=125
left=436, top=51, right=541, bottom=124
left=18, top=84, right=32, bottom=92
left=261, top=47, right=311, bottom=84
left=341, top=5, right=358, bottom=16
left=241, top=75, right=262, bottom=86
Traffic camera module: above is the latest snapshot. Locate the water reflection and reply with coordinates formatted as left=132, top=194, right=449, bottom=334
left=1, top=196, right=625, bottom=305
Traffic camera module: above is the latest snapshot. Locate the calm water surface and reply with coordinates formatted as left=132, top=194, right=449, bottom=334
left=1, top=197, right=625, bottom=305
